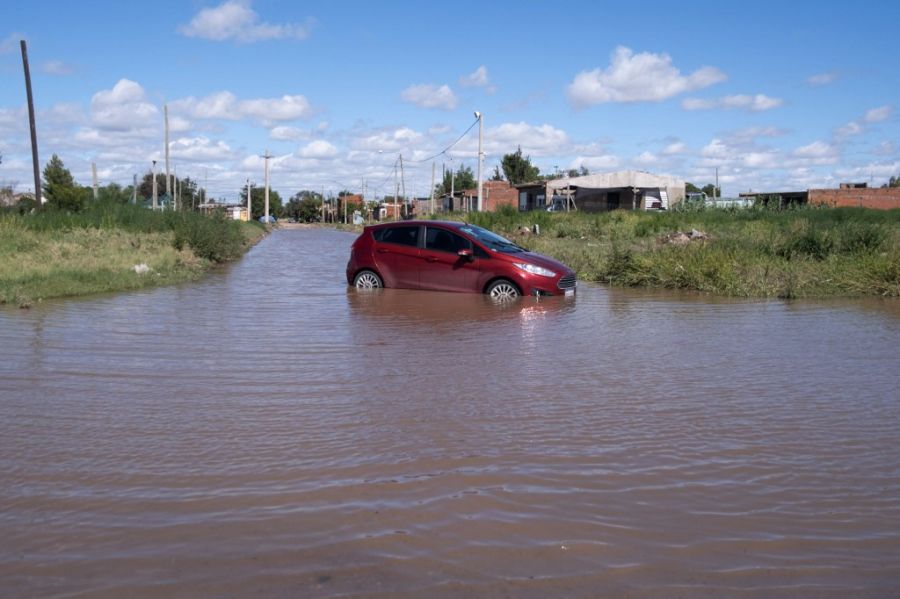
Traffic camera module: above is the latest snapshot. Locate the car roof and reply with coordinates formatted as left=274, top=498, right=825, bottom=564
left=370, top=220, right=467, bottom=229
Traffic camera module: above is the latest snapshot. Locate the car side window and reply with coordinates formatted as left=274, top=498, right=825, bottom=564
left=378, top=225, right=419, bottom=247
left=425, top=228, right=472, bottom=254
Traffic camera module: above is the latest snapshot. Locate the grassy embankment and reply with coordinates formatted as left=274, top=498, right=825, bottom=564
left=0, top=202, right=265, bottom=307
left=453, top=206, right=900, bottom=298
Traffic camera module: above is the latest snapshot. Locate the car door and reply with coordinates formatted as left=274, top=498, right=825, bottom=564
left=419, top=226, right=481, bottom=292
left=372, top=225, right=421, bottom=289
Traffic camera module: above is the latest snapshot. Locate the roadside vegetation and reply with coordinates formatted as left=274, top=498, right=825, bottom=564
left=1, top=201, right=264, bottom=307
left=449, top=205, right=900, bottom=298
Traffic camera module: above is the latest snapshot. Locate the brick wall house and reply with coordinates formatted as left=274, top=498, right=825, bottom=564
left=808, top=187, right=900, bottom=210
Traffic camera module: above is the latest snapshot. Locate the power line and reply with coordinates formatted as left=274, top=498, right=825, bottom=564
left=406, top=117, right=480, bottom=163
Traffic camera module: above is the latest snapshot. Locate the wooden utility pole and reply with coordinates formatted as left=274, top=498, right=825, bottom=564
left=151, top=160, right=158, bottom=209
left=20, top=40, right=42, bottom=205
left=164, top=104, right=171, bottom=201
left=262, top=149, right=272, bottom=222
left=430, top=162, right=435, bottom=214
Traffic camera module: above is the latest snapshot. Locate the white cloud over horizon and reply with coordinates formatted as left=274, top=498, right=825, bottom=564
left=682, top=94, right=783, bottom=112
left=178, top=0, right=315, bottom=43
left=566, top=46, right=726, bottom=107
left=400, top=84, right=459, bottom=111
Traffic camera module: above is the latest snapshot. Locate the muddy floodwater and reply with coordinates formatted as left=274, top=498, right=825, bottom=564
left=2, top=228, right=899, bottom=598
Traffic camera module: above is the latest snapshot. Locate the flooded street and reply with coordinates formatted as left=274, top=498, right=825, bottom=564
left=2, top=227, right=899, bottom=598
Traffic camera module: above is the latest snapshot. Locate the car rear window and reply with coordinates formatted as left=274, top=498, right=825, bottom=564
left=374, top=225, right=419, bottom=247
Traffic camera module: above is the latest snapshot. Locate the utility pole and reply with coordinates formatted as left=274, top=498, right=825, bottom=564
left=399, top=153, right=406, bottom=219
left=20, top=40, right=42, bottom=205
left=475, top=111, right=484, bottom=212
left=173, top=165, right=178, bottom=210
left=164, top=104, right=171, bottom=203
left=151, top=160, right=158, bottom=209
left=132, top=174, right=137, bottom=205
left=430, top=161, right=436, bottom=214
left=450, top=160, right=455, bottom=212
left=262, top=149, right=272, bottom=222
left=246, top=179, right=251, bottom=221
left=91, top=162, right=98, bottom=200
left=715, top=167, right=719, bottom=201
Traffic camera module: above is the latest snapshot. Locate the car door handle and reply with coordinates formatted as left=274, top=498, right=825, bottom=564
left=425, top=256, right=437, bottom=263
left=376, top=248, right=389, bottom=253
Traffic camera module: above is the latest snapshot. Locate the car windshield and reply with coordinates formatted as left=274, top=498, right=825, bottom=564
left=458, top=224, right=525, bottom=253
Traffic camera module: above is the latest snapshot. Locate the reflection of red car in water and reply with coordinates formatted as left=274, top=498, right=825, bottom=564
left=346, top=220, right=576, bottom=300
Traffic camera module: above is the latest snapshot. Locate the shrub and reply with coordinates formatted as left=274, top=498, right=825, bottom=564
left=172, top=212, right=246, bottom=263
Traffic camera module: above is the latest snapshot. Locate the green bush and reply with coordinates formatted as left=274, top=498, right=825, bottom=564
left=172, top=212, right=246, bottom=263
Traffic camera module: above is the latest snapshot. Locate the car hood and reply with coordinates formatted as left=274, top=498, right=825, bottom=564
left=512, top=251, right=573, bottom=275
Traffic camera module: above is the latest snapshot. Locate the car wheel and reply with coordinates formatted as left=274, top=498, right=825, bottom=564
left=353, top=270, right=383, bottom=289
left=486, top=279, right=520, bottom=301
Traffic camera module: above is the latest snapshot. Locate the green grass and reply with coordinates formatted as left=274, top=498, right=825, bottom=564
left=439, top=205, right=900, bottom=298
left=1, top=202, right=265, bottom=307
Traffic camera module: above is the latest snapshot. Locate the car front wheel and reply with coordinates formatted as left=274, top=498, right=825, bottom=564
left=486, top=279, right=520, bottom=301
left=353, top=270, right=383, bottom=289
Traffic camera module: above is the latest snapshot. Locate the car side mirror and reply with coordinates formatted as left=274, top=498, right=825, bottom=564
left=457, top=248, right=474, bottom=260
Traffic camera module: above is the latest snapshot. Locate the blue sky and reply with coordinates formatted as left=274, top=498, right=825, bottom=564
left=1, top=0, right=898, bottom=201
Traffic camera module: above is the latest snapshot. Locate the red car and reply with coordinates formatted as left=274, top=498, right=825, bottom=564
left=346, top=220, right=576, bottom=299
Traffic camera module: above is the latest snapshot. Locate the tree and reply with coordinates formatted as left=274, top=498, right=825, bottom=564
left=43, top=154, right=76, bottom=200
left=42, top=154, right=87, bottom=211
left=884, top=175, right=900, bottom=188
left=240, top=185, right=283, bottom=220
left=565, top=166, right=590, bottom=178
left=434, top=165, right=476, bottom=196
left=686, top=182, right=702, bottom=193
left=97, top=182, right=132, bottom=204
left=701, top=184, right=721, bottom=198
left=500, top=147, right=540, bottom=184
left=490, top=166, right=504, bottom=181
left=284, top=190, right=323, bottom=222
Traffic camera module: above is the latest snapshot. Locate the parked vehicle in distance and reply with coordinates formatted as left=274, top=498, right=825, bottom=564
left=258, top=215, right=277, bottom=224
left=346, top=220, right=576, bottom=300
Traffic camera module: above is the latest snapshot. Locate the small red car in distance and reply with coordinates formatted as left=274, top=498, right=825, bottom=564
left=346, top=220, right=576, bottom=299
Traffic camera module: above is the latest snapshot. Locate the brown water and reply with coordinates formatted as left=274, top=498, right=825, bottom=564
left=2, top=228, right=899, bottom=598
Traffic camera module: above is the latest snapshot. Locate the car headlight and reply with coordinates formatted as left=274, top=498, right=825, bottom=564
left=514, top=262, right=556, bottom=277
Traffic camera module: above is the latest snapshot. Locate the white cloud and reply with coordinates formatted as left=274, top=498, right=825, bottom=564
left=298, top=140, right=338, bottom=159
left=566, top=46, right=726, bottom=107
left=460, top=65, right=489, bottom=87
left=90, top=79, right=159, bottom=131
left=459, top=66, right=496, bottom=94
left=270, top=126, right=308, bottom=141
left=793, top=141, right=835, bottom=158
left=807, top=72, right=838, bottom=86
left=400, top=84, right=458, bottom=110
left=41, top=60, right=76, bottom=76
left=835, top=120, right=863, bottom=139
left=486, top=122, right=569, bottom=155
left=682, top=94, right=783, bottom=112
left=240, top=95, right=313, bottom=121
left=873, top=141, right=894, bottom=156
left=170, top=136, right=235, bottom=161
left=178, top=0, right=315, bottom=43
left=864, top=105, right=892, bottom=123
left=662, top=141, right=687, bottom=155
left=633, top=151, right=658, bottom=166
left=171, top=91, right=313, bottom=122
left=351, top=127, right=425, bottom=152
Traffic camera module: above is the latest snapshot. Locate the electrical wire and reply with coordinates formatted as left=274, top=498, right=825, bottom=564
left=406, top=117, right=479, bottom=163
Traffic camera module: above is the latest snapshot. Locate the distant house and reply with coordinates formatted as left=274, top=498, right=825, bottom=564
left=224, top=205, right=249, bottom=221
left=516, top=171, right=686, bottom=212
left=461, top=180, right=519, bottom=212
left=740, top=183, right=900, bottom=210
